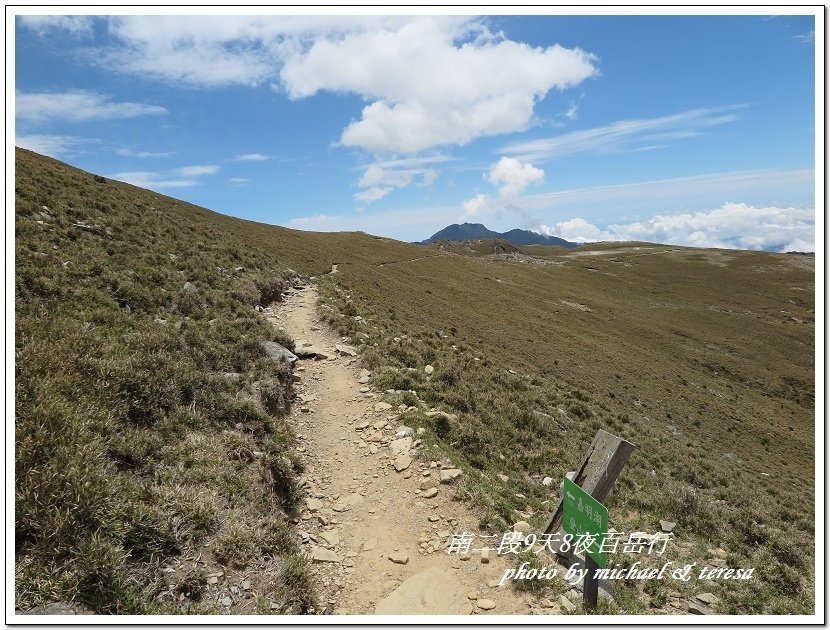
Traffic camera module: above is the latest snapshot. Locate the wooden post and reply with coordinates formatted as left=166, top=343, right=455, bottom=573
left=543, top=429, right=636, bottom=538
left=542, top=429, right=636, bottom=592
left=584, top=556, right=600, bottom=609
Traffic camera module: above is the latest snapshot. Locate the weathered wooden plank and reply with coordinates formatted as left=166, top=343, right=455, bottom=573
left=541, top=429, right=637, bottom=590
left=542, top=429, right=636, bottom=537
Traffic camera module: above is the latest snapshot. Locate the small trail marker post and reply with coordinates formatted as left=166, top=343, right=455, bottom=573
left=542, top=429, right=636, bottom=609
left=562, top=477, right=608, bottom=609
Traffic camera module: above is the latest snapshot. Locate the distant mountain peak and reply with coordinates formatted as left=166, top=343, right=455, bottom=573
left=421, top=223, right=579, bottom=248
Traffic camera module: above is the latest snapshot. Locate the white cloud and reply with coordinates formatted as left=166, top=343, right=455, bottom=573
left=421, top=169, right=438, bottom=187
left=538, top=217, right=604, bottom=242
left=107, top=164, right=219, bottom=189
left=461, top=194, right=493, bottom=217
left=794, top=30, right=814, bottom=44
left=18, top=15, right=94, bottom=36
left=358, top=164, right=413, bottom=189
left=288, top=203, right=459, bottom=240
left=234, top=153, right=272, bottom=161
left=28, top=16, right=595, bottom=154
left=175, top=165, right=220, bottom=177
left=537, top=203, right=815, bottom=252
left=488, top=157, right=544, bottom=199
left=16, top=90, right=167, bottom=125
left=354, top=154, right=450, bottom=202
left=15, top=134, right=90, bottom=157
left=116, top=147, right=176, bottom=158
left=286, top=18, right=596, bottom=153
left=107, top=171, right=197, bottom=189
left=354, top=186, right=393, bottom=203
left=461, top=157, right=544, bottom=217
left=500, top=105, right=747, bottom=162
left=228, top=177, right=249, bottom=185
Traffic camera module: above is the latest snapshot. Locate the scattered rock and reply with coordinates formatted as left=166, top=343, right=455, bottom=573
left=260, top=340, right=298, bottom=363
left=687, top=602, right=714, bottom=615
left=182, top=281, right=197, bottom=292
left=498, top=474, right=509, bottom=482
left=320, top=530, right=341, bottom=547
left=374, top=402, right=393, bottom=412
left=336, top=343, right=358, bottom=357
left=389, top=552, right=410, bottom=565
left=476, top=598, right=496, bottom=611
left=332, top=493, right=364, bottom=512
left=439, top=468, right=463, bottom=483
left=394, top=454, right=413, bottom=472
left=305, top=497, right=324, bottom=512
left=375, top=568, right=472, bottom=615
left=559, top=595, right=576, bottom=613
left=295, top=343, right=329, bottom=359
left=696, top=592, right=719, bottom=605
left=542, top=477, right=553, bottom=486
left=311, top=546, right=343, bottom=563
left=424, top=365, right=434, bottom=375
left=363, top=537, right=378, bottom=551
left=660, top=520, right=676, bottom=533
left=419, top=477, right=438, bottom=491
left=19, top=602, right=75, bottom=615
left=221, top=597, right=233, bottom=607
left=423, top=488, right=438, bottom=499
left=480, top=549, right=491, bottom=563
left=389, top=437, right=413, bottom=456
left=355, top=421, right=371, bottom=430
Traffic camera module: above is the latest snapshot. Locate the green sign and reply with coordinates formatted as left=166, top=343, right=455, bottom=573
left=562, top=477, right=608, bottom=568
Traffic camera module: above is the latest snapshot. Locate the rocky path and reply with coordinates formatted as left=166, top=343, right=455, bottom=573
left=266, top=285, right=545, bottom=616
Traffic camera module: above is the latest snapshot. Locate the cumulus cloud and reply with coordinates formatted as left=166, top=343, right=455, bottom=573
left=537, top=203, right=815, bottom=252
left=22, top=16, right=596, bottom=155
left=500, top=105, right=747, bottom=162
left=16, top=90, right=167, bottom=125
left=461, top=157, right=545, bottom=218
left=284, top=18, right=597, bottom=153
left=488, top=157, right=545, bottom=199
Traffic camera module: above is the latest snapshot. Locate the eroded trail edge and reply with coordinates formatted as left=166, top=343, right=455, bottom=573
left=267, top=285, right=537, bottom=615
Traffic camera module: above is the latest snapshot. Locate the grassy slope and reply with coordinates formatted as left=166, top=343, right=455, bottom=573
left=15, top=149, right=316, bottom=613
left=15, top=149, right=815, bottom=614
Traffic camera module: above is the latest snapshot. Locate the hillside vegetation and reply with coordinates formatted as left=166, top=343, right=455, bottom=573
left=15, top=148, right=815, bottom=614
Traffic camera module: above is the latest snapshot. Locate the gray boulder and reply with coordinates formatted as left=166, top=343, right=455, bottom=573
left=260, top=340, right=298, bottom=363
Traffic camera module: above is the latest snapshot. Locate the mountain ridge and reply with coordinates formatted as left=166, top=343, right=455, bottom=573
left=420, top=222, right=579, bottom=248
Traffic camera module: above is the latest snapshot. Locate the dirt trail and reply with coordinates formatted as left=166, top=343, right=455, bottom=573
left=267, top=285, right=542, bottom=616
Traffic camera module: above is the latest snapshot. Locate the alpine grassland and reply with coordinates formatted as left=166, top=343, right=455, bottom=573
left=15, top=148, right=814, bottom=614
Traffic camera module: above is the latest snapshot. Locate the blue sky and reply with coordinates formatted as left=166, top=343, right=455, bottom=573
left=13, top=12, right=818, bottom=251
